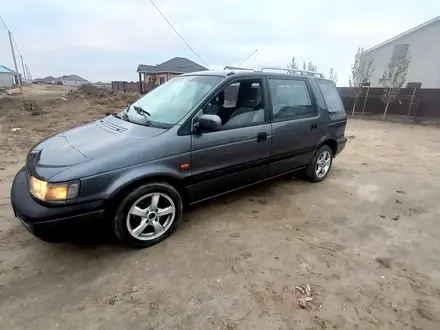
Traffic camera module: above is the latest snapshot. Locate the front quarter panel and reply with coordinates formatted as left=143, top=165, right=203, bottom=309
left=104, top=153, right=191, bottom=200
left=56, top=132, right=192, bottom=205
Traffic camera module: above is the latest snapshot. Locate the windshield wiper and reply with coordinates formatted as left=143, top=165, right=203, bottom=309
left=133, top=106, right=152, bottom=126
left=120, top=105, right=131, bottom=122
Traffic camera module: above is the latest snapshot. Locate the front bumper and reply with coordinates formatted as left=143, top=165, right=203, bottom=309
left=11, top=167, right=106, bottom=241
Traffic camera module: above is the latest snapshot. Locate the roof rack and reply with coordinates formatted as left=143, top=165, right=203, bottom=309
left=259, top=67, right=324, bottom=78
left=223, top=66, right=254, bottom=71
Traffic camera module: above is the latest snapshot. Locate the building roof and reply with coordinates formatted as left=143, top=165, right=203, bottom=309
left=0, top=65, right=21, bottom=75
left=59, top=74, right=88, bottom=82
left=363, top=16, right=440, bottom=54
left=137, top=57, right=208, bottom=73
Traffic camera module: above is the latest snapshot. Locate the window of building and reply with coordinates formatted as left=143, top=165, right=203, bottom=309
left=268, top=79, right=315, bottom=120
left=159, top=77, right=165, bottom=85
left=391, top=44, right=409, bottom=60
left=379, top=78, right=389, bottom=86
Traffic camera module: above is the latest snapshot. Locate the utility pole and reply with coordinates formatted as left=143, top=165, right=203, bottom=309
left=25, top=64, right=32, bottom=82
left=20, top=55, right=27, bottom=83
left=8, top=30, right=22, bottom=91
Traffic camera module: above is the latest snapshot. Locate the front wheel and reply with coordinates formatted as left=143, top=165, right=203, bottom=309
left=112, top=182, right=183, bottom=248
left=304, top=145, right=333, bottom=182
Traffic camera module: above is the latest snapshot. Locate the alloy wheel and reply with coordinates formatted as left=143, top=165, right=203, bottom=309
left=126, top=192, right=176, bottom=241
left=315, top=150, right=331, bottom=178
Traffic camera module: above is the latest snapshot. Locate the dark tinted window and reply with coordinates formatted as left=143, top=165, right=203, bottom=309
left=316, top=79, right=344, bottom=113
left=268, top=79, right=314, bottom=120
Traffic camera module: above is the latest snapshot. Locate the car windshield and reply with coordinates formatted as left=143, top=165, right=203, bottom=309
left=119, top=75, right=222, bottom=127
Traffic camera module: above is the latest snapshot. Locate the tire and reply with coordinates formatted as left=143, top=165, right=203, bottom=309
left=112, top=182, right=183, bottom=248
left=304, top=145, right=333, bottom=183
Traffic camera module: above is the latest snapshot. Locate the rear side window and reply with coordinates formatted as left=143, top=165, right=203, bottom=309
left=316, top=80, right=344, bottom=113
left=268, top=79, right=315, bottom=120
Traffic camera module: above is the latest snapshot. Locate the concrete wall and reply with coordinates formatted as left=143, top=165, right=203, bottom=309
left=0, top=72, right=14, bottom=88
left=361, top=20, right=440, bottom=88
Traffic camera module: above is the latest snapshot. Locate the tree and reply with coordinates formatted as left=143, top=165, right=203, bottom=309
left=349, top=47, right=374, bottom=115
left=328, top=68, right=338, bottom=85
left=307, top=61, right=317, bottom=72
left=288, top=57, right=319, bottom=75
left=287, top=57, right=298, bottom=70
left=381, top=53, right=411, bottom=119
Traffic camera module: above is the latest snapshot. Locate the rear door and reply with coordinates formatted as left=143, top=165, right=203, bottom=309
left=268, top=77, right=324, bottom=176
left=187, top=77, right=272, bottom=202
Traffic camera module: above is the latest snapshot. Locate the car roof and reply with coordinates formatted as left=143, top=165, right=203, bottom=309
left=182, top=69, right=332, bottom=82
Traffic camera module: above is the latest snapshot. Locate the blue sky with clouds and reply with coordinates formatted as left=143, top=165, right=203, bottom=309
left=1, top=0, right=439, bottom=84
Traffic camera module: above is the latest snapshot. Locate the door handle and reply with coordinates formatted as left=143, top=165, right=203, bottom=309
left=310, top=123, right=318, bottom=131
left=257, top=132, right=268, bottom=143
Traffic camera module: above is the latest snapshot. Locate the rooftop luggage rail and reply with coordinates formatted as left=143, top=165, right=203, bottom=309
left=223, top=66, right=254, bottom=71
left=259, top=67, right=325, bottom=78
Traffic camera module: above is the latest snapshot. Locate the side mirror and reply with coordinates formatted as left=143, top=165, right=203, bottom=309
left=197, top=114, right=222, bottom=131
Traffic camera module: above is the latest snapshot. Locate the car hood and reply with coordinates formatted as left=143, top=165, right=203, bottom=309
left=27, top=116, right=166, bottom=180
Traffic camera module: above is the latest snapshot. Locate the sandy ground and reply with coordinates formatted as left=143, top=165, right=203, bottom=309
left=1, top=85, right=440, bottom=329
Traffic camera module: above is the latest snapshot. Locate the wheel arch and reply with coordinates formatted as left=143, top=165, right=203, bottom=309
left=106, top=170, right=190, bottom=216
left=317, top=137, right=338, bottom=156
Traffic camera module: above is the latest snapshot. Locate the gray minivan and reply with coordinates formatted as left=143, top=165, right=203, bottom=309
left=11, top=68, right=347, bottom=247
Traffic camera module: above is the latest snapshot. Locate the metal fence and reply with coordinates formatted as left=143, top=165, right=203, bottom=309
left=337, top=87, right=440, bottom=120
left=111, top=81, right=156, bottom=94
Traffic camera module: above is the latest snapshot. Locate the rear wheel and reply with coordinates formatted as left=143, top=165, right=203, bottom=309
left=304, top=145, right=333, bottom=182
left=112, top=182, right=183, bottom=248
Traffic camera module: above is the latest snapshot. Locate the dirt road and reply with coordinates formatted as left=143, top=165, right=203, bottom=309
left=1, top=86, right=440, bottom=329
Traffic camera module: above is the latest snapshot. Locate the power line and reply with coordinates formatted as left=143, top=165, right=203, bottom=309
left=12, top=35, right=22, bottom=57
left=1, top=16, right=22, bottom=56
left=1, top=15, right=25, bottom=87
left=238, top=49, right=258, bottom=66
left=148, top=0, right=210, bottom=68
left=0, top=15, right=8, bottom=31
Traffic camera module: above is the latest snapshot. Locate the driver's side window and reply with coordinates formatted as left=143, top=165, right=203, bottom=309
left=268, top=79, right=315, bottom=121
left=203, top=79, right=265, bottom=129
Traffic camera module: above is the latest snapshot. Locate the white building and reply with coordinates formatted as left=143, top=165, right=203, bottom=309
left=361, top=17, right=440, bottom=88
left=0, top=65, right=22, bottom=88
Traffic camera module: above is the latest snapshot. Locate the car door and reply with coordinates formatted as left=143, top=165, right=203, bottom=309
left=268, top=77, right=324, bottom=176
left=186, top=78, right=272, bottom=202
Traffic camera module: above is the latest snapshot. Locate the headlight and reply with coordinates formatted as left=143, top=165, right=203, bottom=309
left=29, top=176, right=80, bottom=201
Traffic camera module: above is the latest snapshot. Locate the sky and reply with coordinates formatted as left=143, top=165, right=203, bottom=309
left=1, top=0, right=439, bottom=85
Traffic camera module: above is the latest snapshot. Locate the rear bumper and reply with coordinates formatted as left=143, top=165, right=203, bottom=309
left=11, top=167, right=106, bottom=240
left=336, top=137, right=347, bottom=156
